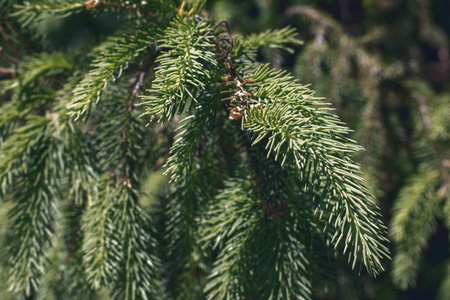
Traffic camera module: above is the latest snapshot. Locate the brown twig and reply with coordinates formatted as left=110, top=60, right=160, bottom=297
left=0, top=46, right=20, bottom=64
left=0, top=10, right=34, bottom=53
left=211, top=21, right=233, bottom=61
left=0, top=24, right=22, bottom=60
left=120, top=49, right=159, bottom=193
left=0, top=67, right=15, bottom=78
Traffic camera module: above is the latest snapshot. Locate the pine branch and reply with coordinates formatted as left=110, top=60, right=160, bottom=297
left=235, top=64, right=390, bottom=277
left=243, top=26, right=303, bottom=54
left=164, top=154, right=221, bottom=299
left=140, top=16, right=219, bottom=123
left=68, top=28, right=161, bottom=120
left=202, top=177, right=263, bottom=299
left=390, top=169, right=441, bottom=289
left=1, top=117, right=61, bottom=297
left=111, top=185, right=162, bottom=300
left=81, top=176, right=122, bottom=290
left=17, top=52, right=75, bottom=87
left=163, top=99, right=219, bottom=183
left=12, top=0, right=86, bottom=27
left=202, top=177, right=313, bottom=299
left=0, top=117, right=52, bottom=198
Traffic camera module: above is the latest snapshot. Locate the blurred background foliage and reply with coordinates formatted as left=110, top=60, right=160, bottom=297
left=0, top=0, right=448, bottom=299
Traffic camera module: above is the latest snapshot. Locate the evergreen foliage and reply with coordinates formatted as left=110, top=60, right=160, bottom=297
left=389, top=81, right=449, bottom=295
left=10, top=0, right=450, bottom=299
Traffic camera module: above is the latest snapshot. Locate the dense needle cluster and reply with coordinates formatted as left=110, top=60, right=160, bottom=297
left=0, top=1, right=391, bottom=299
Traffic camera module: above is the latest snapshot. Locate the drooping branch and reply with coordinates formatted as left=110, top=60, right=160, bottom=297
left=415, top=91, right=449, bottom=197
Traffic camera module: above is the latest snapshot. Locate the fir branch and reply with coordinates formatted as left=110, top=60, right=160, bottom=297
left=111, top=185, right=162, bottom=300
left=1, top=117, right=62, bottom=297
left=68, top=29, right=161, bottom=120
left=239, top=64, right=389, bottom=277
left=202, top=177, right=262, bottom=299
left=0, top=117, right=52, bottom=198
left=12, top=0, right=86, bottom=27
left=140, top=16, right=219, bottom=122
left=243, top=26, right=303, bottom=54
left=81, top=176, right=121, bottom=290
left=390, top=169, right=442, bottom=289
left=163, top=99, right=218, bottom=183
left=203, top=177, right=313, bottom=299
left=17, top=52, right=75, bottom=87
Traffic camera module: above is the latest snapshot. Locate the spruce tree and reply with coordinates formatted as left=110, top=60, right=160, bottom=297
left=0, top=1, right=390, bottom=299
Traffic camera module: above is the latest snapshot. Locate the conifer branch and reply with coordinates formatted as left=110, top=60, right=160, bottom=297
left=12, top=0, right=86, bottom=26
left=163, top=100, right=218, bottom=183
left=231, top=64, right=390, bottom=276
left=0, top=117, right=60, bottom=297
left=141, top=16, right=219, bottom=123
left=0, top=3, right=394, bottom=298
left=243, top=26, right=303, bottom=54
left=390, top=170, right=441, bottom=289
left=17, top=52, right=75, bottom=87
left=202, top=177, right=313, bottom=299
left=81, top=176, right=122, bottom=290
left=68, top=28, right=161, bottom=119
left=415, top=90, right=450, bottom=196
